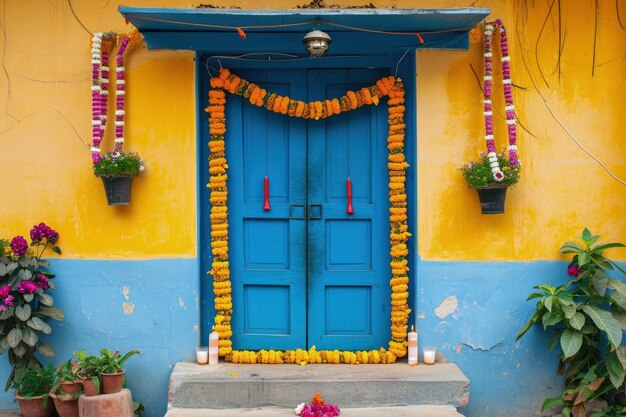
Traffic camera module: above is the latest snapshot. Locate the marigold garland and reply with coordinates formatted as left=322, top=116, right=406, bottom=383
left=207, top=68, right=411, bottom=364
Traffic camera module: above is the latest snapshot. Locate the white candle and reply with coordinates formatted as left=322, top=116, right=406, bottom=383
left=423, top=347, right=436, bottom=365
left=196, top=347, right=208, bottom=364
left=209, top=326, right=219, bottom=365
left=408, top=325, right=418, bottom=365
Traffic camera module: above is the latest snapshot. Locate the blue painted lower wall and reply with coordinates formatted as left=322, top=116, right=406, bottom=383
left=0, top=259, right=199, bottom=417
left=415, top=260, right=569, bottom=417
left=1, top=258, right=622, bottom=417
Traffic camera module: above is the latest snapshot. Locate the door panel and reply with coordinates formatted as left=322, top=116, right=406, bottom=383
left=228, top=69, right=307, bottom=350
left=307, top=69, right=391, bottom=350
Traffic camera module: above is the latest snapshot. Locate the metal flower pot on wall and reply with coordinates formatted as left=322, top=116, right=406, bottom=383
left=476, top=186, right=508, bottom=214
left=100, top=175, right=135, bottom=206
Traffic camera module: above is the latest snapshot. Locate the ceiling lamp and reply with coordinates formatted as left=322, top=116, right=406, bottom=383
left=302, top=30, right=332, bottom=57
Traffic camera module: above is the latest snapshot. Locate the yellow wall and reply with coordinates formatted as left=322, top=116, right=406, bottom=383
left=0, top=1, right=624, bottom=261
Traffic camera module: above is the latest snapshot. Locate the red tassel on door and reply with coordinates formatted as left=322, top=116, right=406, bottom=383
left=263, top=176, right=271, bottom=211
left=346, top=177, right=354, bottom=215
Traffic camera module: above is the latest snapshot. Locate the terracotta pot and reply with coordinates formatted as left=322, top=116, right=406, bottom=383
left=101, top=371, right=125, bottom=394
left=59, top=381, right=83, bottom=396
left=82, top=378, right=100, bottom=397
left=51, top=394, right=79, bottom=417
left=14, top=393, right=55, bottom=417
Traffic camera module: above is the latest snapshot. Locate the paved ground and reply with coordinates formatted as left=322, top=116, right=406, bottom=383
left=166, top=405, right=465, bottom=417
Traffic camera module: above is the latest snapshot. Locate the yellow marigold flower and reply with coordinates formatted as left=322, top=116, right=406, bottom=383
left=391, top=292, right=409, bottom=301
left=331, top=98, right=341, bottom=114
left=388, top=105, right=406, bottom=114
left=280, top=96, right=290, bottom=114
left=314, top=101, right=323, bottom=119
left=295, top=101, right=305, bottom=117
left=347, top=91, right=358, bottom=109
left=324, top=99, right=334, bottom=116
left=388, top=97, right=405, bottom=106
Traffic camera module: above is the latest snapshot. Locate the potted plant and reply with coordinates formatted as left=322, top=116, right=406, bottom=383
left=96, top=349, right=140, bottom=394
left=517, top=229, right=626, bottom=417
left=0, top=223, right=64, bottom=391
left=459, top=151, right=520, bottom=214
left=49, top=359, right=82, bottom=417
left=74, top=350, right=100, bottom=397
left=10, top=364, right=56, bottom=417
left=93, top=152, right=144, bottom=206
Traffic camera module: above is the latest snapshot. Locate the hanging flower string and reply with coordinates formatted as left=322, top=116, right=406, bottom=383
left=90, top=31, right=141, bottom=164
left=483, top=20, right=520, bottom=182
left=207, top=68, right=411, bottom=364
left=113, top=35, right=131, bottom=155
left=497, top=18, right=520, bottom=167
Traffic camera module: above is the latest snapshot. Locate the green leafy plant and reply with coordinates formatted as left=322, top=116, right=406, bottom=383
left=459, top=151, right=521, bottom=188
left=592, top=404, right=626, bottom=417
left=49, top=359, right=81, bottom=397
left=10, top=364, right=56, bottom=398
left=517, top=228, right=626, bottom=417
left=96, top=349, right=141, bottom=374
left=133, top=401, right=145, bottom=417
left=0, top=223, right=64, bottom=391
left=74, top=350, right=101, bottom=392
left=93, top=152, right=143, bottom=177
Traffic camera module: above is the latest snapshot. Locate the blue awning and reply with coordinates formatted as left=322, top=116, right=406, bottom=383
left=119, top=7, right=489, bottom=53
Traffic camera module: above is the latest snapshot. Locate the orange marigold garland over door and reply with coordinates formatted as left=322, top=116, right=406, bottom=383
left=206, top=68, right=410, bottom=364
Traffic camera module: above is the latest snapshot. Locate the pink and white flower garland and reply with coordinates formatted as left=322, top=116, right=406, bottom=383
left=113, top=35, right=130, bottom=155
left=483, top=19, right=520, bottom=182
left=91, top=33, right=131, bottom=163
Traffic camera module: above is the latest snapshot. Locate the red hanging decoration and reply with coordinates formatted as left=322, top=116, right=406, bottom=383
left=263, top=176, right=271, bottom=211
left=346, top=177, right=354, bottom=215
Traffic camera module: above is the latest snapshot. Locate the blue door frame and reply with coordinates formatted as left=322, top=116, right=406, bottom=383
left=198, top=53, right=417, bottom=351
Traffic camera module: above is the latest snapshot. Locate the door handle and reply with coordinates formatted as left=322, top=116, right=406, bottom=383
left=289, top=204, right=306, bottom=220
left=308, top=204, right=322, bottom=220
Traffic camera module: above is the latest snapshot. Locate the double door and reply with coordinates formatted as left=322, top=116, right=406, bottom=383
left=213, top=68, right=391, bottom=350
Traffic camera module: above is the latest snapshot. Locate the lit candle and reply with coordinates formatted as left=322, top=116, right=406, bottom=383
left=196, top=347, right=208, bottom=364
left=209, top=326, right=219, bottom=365
left=423, top=347, right=436, bottom=365
left=408, top=325, right=418, bottom=365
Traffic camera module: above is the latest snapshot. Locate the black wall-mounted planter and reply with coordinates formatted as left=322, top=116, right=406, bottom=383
left=101, top=175, right=135, bottom=206
left=476, top=187, right=508, bottom=214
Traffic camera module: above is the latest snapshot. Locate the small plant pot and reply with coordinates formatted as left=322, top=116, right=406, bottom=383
left=476, top=186, right=508, bottom=214
left=82, top=378, right=100, bottom=397
left=100, top=175, right=135, bottom=206
left=51, top=394, right=79, bottom=417
left=59, top=381, right=83, bottom=396
left=15, top=393, right=55, bottom=417
left=101, top=371, right=125, bottom=394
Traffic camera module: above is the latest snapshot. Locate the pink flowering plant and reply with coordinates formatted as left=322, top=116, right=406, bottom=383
left=294, top=393, right=340, bottom=417
left=0, top=223, right=64, bottom=391
left=517, top=228, right=626, bottom=417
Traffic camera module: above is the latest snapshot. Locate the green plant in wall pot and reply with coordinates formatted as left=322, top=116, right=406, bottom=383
left=93, top=152, right=144, bottom=206
left=517, top=228, right=626, bottom=417
left=96, top=348, right=141, bottom=394
left=49, top=359, right=82, bottom=417
left=459, top=151, right=521, bottom=214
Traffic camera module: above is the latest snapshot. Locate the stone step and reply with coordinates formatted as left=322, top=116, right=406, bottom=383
left=166, top=405, right=465, bottom=417
left=169, top=362, right=469, bottom=410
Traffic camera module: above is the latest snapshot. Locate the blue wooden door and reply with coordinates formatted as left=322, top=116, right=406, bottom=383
left=226, top=68, right=390, bottom=351
left=228, top=69, right=308, bottom=350
left=307, top=69, right=390, bottom=350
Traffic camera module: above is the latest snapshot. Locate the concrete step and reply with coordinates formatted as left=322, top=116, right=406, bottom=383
left=166, top=405, right=465, bottom=417
left=168, top=362, right=469, bottom=410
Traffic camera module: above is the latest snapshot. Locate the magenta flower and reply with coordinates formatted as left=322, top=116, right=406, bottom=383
left=17, top=280, right=38, bottom=294
left=35, top=273, right=50, bottom=290
left=10, top=236, right=28, bottom=256
left=1, top=294, right=14, bottom=309
left=567, top=266, right=581, bottom=277
left=0, top=285, right=10, bottom=299
left=30, top=222, right=59, bottom=243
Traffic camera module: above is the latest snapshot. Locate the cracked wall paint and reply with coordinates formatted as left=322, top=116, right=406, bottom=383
left=435, top=295, right=458, bottom=319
